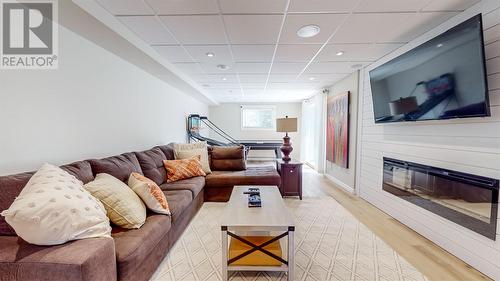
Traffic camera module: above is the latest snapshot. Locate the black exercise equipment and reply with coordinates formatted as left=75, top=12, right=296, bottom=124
left=187, top=114, right=283, bottom=158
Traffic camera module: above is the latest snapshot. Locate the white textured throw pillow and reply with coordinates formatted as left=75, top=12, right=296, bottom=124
left=85, top=173, right=146, bottom=229
left=0, top=163, right=111, bottom=246
left=174, top=141, right=211, bottom=174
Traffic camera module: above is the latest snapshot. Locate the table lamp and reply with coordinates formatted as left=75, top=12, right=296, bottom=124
left=389, top=96, right=418, bottom=116
left=276, top=116, right=298, bottom=162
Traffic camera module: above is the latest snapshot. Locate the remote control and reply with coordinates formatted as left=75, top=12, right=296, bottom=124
left=243, top=191, right=260, bottom=195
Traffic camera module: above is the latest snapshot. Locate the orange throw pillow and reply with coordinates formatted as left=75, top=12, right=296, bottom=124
left=128, top=172, right=170, bottom=215
left=163, top=156, right=206, bottom=183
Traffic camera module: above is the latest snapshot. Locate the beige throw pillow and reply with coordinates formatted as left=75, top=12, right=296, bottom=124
left=85, top=173, right=146, bottom=229
left=128, top=172, right=170, bottom=215
left=0, top=163, right=111, bottom=246
left=174, top=142, right=211, bottom=174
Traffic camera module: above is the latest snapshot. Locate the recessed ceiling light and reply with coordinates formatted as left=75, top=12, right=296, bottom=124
left=436, top=43, right=443, bottom=48
left=217, top=64, right=230, bottom=70
left=222, top=77, right=227, bottom=81
left=309, top=77, right=316, bottom=81
left=336, top=51, right=344, bottom=56
left=297, top=24, right=320, bottom=38
left=206, top=52, right=215, bottom=57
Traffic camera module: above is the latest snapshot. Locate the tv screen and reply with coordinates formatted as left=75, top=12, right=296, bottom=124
left=369, top=14, right=490, bottom=123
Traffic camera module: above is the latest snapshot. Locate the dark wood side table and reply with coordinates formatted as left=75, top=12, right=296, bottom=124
left=276, top=159, right=303, bottom=200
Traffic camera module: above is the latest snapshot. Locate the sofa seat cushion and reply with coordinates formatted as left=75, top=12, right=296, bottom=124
left=88, top=152, right=142, bottom=183
left=0, top=236, right=116, bottom=281
left=112, top=214, right=171, bottom=280
left=159, top=176, right=205, bottom=199
left=205, top=166, right=281, bottom=188
left=134, top=147, right=167, bottom=186
left=162, top=190, right=192, bottom=223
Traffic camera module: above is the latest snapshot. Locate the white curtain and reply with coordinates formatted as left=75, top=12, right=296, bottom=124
left=300, top=93, right=326, bottom=172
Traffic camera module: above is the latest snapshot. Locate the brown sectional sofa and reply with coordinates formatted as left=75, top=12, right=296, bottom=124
left=0, top=143, right=281, bottom=281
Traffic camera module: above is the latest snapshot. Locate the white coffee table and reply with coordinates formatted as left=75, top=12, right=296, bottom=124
left=220, top=186, right=295, bottom=280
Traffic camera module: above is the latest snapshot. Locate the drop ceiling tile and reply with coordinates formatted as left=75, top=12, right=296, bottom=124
left=231, top=45, right=275, bottom=62
left=280, top=14, right=348, bottom=44
left=274, top=44, right=322, bottom=62
left=235, top=62, right=271, bottom=74
left=152, top=45, right=193, bottom=62
left=210, top=88, right=243, bottom=96
left=266, top=88, right=315, bottom=97
left=243, top=89, right=266, bottom=95
left=304, top=61, right=368, bottom=73
left=205, top=83, right=241, bottom=89
left=224, top=15, right=283, bottom=44
left=183, top=45, right=233, bottom=63
left=288, top=0, right=358, bottom=13
left=267, top=83, right=317, bottom=90
left=271, top=62, right=307, bottom=74
left=219, top=0, right=287, bottom=14
left=96, top=0, right=154, bottom=15
left=173, top=62, right=205, bottom=74
left=242, top=83, right=266, bottom=89
left=316, top=43, right=403, bottom=61
left=330, top=12, right=456, bottom=43
left=422, top=0, right=480, bottom=12
left=118, top=16, right=177, bottom=44
left=200, top=62, right=236, bottom=74
left=160, top=15, right=227, bottom=44
left=145, top=0, right=219, bottom=15
left=355, top=0, right=428, bottom=12
left=268, top=74, right=299, bottom=83
left=297, top=73, right=348, bottom=83
left=193, top=74, right=239, bottom=83
left=238, top=74, right=268, bottom=83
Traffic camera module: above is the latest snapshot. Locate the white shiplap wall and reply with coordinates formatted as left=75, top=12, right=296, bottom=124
left=356, top=0, right=500, bottom=279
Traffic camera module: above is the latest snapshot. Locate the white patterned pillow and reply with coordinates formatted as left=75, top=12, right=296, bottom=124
left=0, top=163, right=111, bottom=245
left=174, top=142, right=211, bottom=174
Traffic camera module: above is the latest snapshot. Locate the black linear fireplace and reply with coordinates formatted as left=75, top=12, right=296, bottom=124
left=383, top=157, right=499, bottom=240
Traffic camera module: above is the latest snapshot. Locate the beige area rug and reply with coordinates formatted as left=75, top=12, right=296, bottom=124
left=150, top=196, right=428, bottom=281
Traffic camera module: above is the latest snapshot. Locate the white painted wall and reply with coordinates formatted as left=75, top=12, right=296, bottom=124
left=0, top=4, right=208, bottom=175
left=357, top=1, right=500, bottom=279
left=325, top=72, right=359, bottom=192
left=209, top=103, right=302, bottom=160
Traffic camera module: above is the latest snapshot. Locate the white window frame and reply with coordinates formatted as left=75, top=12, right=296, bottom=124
left=240, top=105, right=276, bottom=131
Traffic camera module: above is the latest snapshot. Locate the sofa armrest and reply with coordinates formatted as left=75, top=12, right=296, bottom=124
left=209, top=146, right=246, bottom=171
left=0, top=236, right=116, bottom=281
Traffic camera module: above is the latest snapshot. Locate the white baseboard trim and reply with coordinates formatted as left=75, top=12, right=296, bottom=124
left=324, top=174, right=355, bottom=194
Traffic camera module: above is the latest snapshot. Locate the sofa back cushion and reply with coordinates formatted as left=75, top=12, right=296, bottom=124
left=134, top=147, right=168, bottom=185
left=89, top=152, right=142, bottom=183
left=61, top=161, right=95, bottom=184
left=157, top=143, right=175, bottom=160
left=0, top=161, right=94, bottom=236
left=209, top=146, right=246, bottom=171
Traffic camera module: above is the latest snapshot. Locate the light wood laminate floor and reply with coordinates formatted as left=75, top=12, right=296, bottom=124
left=299, top=165, right=491, bottom=281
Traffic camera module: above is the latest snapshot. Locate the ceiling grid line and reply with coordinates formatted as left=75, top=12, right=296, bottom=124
left=215, top=0, right=246, bottom=99
left=92, top=0, right=481, bottom=103
left=263, top=0, right=292, bottom=95
left=295, top=0, right=364, bottom=81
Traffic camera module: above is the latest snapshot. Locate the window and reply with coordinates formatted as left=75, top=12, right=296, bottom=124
left=241, top=105, right=276, bottom=130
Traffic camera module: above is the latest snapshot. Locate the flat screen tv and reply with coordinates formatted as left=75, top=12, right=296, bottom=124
left=369, top=14, right=490, bottom=123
